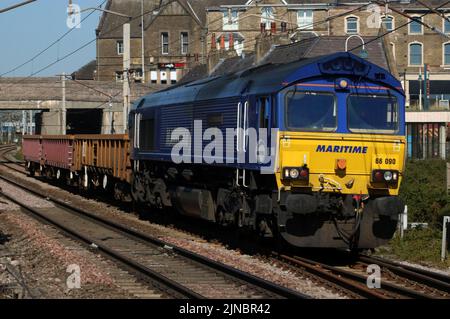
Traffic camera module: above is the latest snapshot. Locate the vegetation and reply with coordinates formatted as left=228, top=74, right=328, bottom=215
left=377, top=228, right=450, bottom=268
left=376, top=159, right=450, bottom=268
left=14, top=149, right=23, bottom=161
left=399, top=159, right=449, bottom=228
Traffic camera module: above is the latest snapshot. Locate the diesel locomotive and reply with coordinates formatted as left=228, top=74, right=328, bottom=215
left=23, top=52, right=406, bottom=249
left=128, top=52, right=406, bottom=249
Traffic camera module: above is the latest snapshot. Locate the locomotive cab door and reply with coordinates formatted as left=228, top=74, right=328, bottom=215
left=256, top=96, right=273, bottom=167
left=236, top=98, right=249, bottom=187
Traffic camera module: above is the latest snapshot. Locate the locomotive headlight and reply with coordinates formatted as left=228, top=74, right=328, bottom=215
left=289, top=169, right=300, bottom=179
left=283, top=167, right=309, bottom=181
left=335, top=78, right=350, bottom=91
left=339, top=79, right=348, bottom=89
left=384, top=171, right=393, bottom=181
left=372, top=170, right=399, bottom=184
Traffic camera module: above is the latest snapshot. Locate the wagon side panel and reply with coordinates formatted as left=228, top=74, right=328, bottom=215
left=22, top=136, right=42, bottom=164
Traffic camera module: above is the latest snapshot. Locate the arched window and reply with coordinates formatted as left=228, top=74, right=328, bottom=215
left=261, top=7, right=274, bottom=30
left=346, top=16, right=359, bottom=34
left=382, top=16, right=394, bottom=31
left=409, top=16, right=423, bottom=34
left=409, top=43, right=423, bottom=66
left=444, top=15, right=450, bottom=34
left=444, top=43, right=450, bottom=65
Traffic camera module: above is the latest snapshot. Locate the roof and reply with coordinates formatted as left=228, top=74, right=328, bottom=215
left=71, top=60, right=97, bottom=80
left=180, top=35, right=390, bottom=83
left=136, top=52, right=402, bottom=109
left=284, top=36, right=388, bottom=69
left=97, top=0, right=218, bottom=38
left=97, top=0, right=143, bottom=39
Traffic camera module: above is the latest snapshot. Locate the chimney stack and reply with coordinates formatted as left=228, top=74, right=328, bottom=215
left=220, top=35, right=225, bottom=50
left=260, top=23, right=266, bottom=33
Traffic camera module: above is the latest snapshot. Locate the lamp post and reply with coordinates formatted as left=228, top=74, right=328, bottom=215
left=77, top=7, right=132, bottom=134
left=141, top=0, right=145, bottom=83
left=345, top=35, right=368, bottom=59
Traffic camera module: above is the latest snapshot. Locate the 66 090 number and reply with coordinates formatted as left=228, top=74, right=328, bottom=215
left=375, top=158, right=396, bottom=165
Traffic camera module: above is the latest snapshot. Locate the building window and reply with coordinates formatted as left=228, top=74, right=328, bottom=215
left=160, top=71, right=167, bottom=84
left=409, top=16, right=423, bottom=34
left=297, top=10, right=313, bottom=30
left=346, top=16, right=359, bottom=34
left=181, top=32, right=189, bottom=54
left=150, top=71, right=157, bottom=84
left=444, top=16, right=450, bottom=33
left=115, top=71, right=124, bottom=82
left=382, top=15, right=394, bottom=31
left=116, top=40, right=124, bottom=55
left=444, top=43, right=450, bottom=65
left=409, top=42, right=423, bottom=66
left=261, top=7, right=274, bottom=30
left=223, top=9, right=238, bottom=31
left=161, top=32, right=169, bottom=55
left=170, top=70, right=177, bottom=84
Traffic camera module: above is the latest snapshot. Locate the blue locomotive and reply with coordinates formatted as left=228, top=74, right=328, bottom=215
left=129, top=52, right=406, bottom=249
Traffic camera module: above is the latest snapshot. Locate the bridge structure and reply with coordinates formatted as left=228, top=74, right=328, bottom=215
left=0, top=77, right=164, bottom=134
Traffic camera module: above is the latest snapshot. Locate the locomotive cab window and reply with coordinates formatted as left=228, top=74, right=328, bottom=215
left=285, top=91, right=336, bottom=132
left=258, top=97, right=270, bottom=129
left=140, top=118, right=156, bottom=151
left=347, top=94, right=398, bottom=134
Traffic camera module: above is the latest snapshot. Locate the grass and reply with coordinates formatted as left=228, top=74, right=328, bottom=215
left=376, top=228, right=450, bottom=269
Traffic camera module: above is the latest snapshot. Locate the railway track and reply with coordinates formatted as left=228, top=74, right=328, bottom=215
left=270, top=252, right=450, bottom=299
left=3, top=143, right=450, bottom=299
left=0, top=172, right=308, bottom=299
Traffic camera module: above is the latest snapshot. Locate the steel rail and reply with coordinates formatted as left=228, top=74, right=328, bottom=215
left=275, top=253, right=390, bottom=299
left=0, top=173, right=309, bottom=299
left=290, top=254, right=435, bottom=299
left=358, top=255, right=450, bottom=292
left=0, top=181, right=204, bottom=299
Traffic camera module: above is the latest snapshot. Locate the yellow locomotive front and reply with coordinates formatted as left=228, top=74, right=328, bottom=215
left=274, top=68, right=406, bottom=249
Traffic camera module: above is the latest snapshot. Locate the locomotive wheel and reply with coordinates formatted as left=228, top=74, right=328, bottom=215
left=131, top=174, right=146, bottom=203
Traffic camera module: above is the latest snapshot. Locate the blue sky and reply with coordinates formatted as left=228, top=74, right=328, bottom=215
left=0, top=0, right=104, bottom=77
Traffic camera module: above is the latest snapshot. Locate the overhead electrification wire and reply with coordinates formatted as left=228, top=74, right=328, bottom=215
left=0, top=0, right=108, bottom=77
left=350, top=0, right=450, bottom=51
left=0, top=0, right=176, bottom=90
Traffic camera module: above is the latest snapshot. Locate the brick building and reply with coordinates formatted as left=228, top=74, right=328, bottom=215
left=96, top=0, right=211, bottom=84
left=94, top=0, right=450, bottom=159
left=203, top=0, right=450, bottom=159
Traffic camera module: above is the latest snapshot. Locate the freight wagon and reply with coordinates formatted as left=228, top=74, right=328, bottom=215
left=23, top=134, right=131, bottom=200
